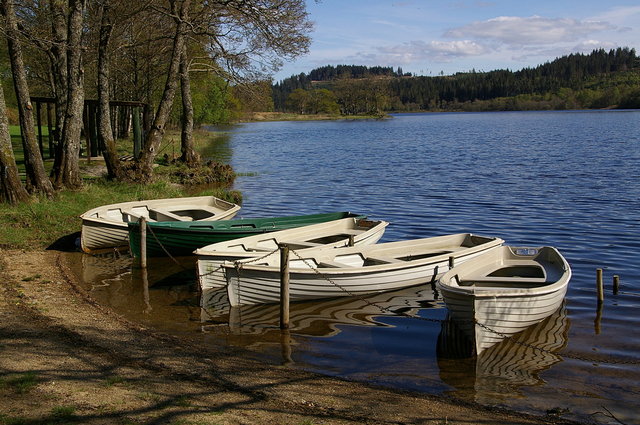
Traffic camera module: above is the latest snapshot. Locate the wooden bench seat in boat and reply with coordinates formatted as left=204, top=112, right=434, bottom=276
left=457, top=276, right=549, bottom=288
left=148, top=208, right=193, bottom=221
left=120, top=209, right=157, bottom=223
left=317, top=260, right=350, bottom=268
left=364, top=256, right=404, bottom=264
left=316, top=255, right=403, bottom=268
left=284, top=240, right=324, bottom=249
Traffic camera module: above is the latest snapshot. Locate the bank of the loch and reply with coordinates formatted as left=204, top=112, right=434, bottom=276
left=0, top=248, right=581, bottom=425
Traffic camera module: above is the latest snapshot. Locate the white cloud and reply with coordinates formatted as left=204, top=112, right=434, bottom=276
left=368, top=40, right=490, bottom=64
left=592, top=6, right=640, bottom=24
left=509, top=40, right=619, bottom=63
left=445, top=15, right=615, bottom=46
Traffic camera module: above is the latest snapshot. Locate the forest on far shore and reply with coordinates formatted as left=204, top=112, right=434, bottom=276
left=272, top=47, right=640, bottom=115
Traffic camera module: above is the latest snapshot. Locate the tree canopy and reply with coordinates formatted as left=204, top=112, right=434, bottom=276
left=273, top=48, right=640, bottom=114
left=0, top=0, right=312, bottom=202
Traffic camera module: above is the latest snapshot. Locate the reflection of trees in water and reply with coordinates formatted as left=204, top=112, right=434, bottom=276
left=437, top=304, right=569, bottom=402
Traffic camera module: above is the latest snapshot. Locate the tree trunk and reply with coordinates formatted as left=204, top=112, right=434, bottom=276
left=137, top=0, right=190, bottom=181
left=179, top=47, right=199, bottom=166
left=96, top=0, right=121, bottom=180
left=1, top=0, right=54, bottom=198
left=52, top=0, right=86, bottom=190
left=48, top=0, right=68, bottom=178
left=0, top=83, right=30, bottom=204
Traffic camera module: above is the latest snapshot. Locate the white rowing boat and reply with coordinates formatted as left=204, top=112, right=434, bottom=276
left=222, top=233, right=503, bottom=306
left=436, top=245, right=571, bottom=355
left=195, top=217, right=388, bottom=290
left=80, top=195, right=240, bottom=253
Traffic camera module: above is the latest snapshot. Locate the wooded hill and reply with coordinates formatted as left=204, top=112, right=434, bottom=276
left=272, top=48, right=640, bottom=114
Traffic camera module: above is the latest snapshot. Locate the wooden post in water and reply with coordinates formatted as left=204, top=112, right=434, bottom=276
left=596, top=268, right=604, bottom=304
left=348, top=235, right=355, bottom=247
left=448, top=256, right=455, bottom=270
left=279, top=243, right=290, bottom=330
left=613, top=275, right=620, bottom=295
left=140, top=217, right=147, bottom=269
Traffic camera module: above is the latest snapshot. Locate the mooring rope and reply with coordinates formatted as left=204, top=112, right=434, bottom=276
left=143, top=222, right=191, bottom=270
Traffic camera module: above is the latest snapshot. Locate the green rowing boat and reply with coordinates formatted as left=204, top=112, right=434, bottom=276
left=128, top=212, right=365, bottom=258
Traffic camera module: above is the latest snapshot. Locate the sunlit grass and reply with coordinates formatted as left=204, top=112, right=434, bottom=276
left=2, top=125, right=244, bottom=250
left=0, top=372, right=38, bottom=394
left=0, top=178, right=239, bottom=250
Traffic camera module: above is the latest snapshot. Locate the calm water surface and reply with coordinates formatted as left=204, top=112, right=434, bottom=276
left=71, top=110, right=640, bottom=425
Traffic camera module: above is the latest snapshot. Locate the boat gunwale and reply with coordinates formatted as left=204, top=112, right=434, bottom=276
left=436, top=246, right=571, bottom=298
left=127, top=212, right=365, bottom=235
left=221, top=233, right=504, bottom=276
left=194, top=218, right=389, bottom=256
left=80, top=195, right=239, bottom=221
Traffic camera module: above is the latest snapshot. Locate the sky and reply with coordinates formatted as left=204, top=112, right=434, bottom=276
left=271, top=0, right=640, bottom=81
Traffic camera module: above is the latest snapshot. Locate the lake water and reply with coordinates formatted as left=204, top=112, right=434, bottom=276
left=70, top=110, right=640, bottom=425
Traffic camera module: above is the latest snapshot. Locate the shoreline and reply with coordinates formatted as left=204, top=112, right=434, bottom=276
left=0, top=248, right=580, bottom=425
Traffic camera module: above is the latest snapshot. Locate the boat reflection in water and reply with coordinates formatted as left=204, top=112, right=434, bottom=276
left=436, top=304, right=569, bottom=401
left=200, top=284, right=443, bottom=338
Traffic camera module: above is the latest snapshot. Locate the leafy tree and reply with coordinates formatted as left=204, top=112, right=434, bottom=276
left=286, top=88, right=309, bottom=114
left=233, top=80, right=274, bottom=114
left=273, top=48, right=639, bottom=113
left=309, top=88, right=339, bottom=114
left=136, top=0, right=312, bottom=181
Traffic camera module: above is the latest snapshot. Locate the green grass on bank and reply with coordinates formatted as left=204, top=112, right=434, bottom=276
left=1, top=126, right=242, bottom=250
left=237, top=111, right=388, bottom=122
left=0, top=178, right=240, bottom=250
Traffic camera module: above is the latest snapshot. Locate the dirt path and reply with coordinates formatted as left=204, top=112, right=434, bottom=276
left=0, top=249, right=578, bottom=425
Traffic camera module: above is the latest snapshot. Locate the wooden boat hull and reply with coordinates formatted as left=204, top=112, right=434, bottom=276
left=436, top=245, right=571, bottom=355
left=80, top=196, right=240, bottom=253
left=223, top=233, right=504, bottom=306
left=196, top=217, right=388, bottom=290
left=128, top=212, right=365, bottom=258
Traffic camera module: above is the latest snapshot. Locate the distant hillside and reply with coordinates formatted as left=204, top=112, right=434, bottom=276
left=272, top=47, right=640, bottom=114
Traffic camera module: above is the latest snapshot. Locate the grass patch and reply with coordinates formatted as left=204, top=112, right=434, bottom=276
left=171, top=395, right=193, bottom=408
left=21, top=274, right=42, bottom=282
left=50, top=406, right=76, bottom=419
left=0, top=178, right=241, bottom=250
left=0, top=372, right=38, bottom=394
left=2, top=125, right=243, bottom=251
left=104, top=376, right=126, bottom=387
left=0, top=411, right=80, bottom=425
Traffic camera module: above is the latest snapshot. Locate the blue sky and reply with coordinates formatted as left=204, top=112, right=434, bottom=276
left=272, top=0, right=640, bottom=81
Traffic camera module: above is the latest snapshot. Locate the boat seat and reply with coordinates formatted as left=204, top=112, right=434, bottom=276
left=120, top=209, right=156, bottom=223
left=284, top=240, right=324, bottom=249
left=317, top=261, right=347, bottom=268
left=148, top=207, right=193, bottom=222
left=169, top=204, right=222, bottom=219
left=458, top=276, right=549, bottom=288
left=364, top=256, right=403, bottom=264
